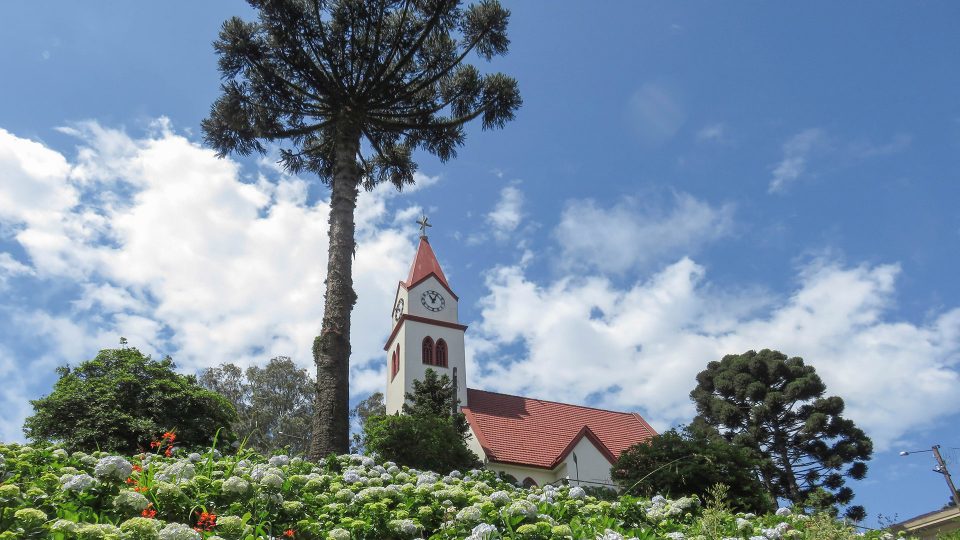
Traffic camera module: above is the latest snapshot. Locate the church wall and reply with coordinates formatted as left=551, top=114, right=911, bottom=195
left=560, top=436, right=616, bottom=489
left=385, top=320, right=408, bottom=415
left=485, top=462, right=561, bottom=488
left=398, top=320, right=467, bottom=409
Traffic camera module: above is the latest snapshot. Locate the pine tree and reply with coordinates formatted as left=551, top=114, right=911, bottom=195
left=202, top=0, right=521, bottom=459
left=690, top=349, right=873, bottom=520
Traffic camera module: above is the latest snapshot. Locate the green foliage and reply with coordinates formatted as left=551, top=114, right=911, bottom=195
left=23, top=347, right=236, bottom=453
left=198, top=357, right=314, bottom=455
left=363, top=369, right=479, bottom=473
left=0, top=442, right=902, bottom=540
left=612, top=425, right=775, bottom=514
left=349, top=392, right=385, bottom=453
left=690, top=349, right=873, bottom=519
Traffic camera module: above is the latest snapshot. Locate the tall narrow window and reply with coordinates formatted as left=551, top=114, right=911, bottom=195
left=422, top=337, right=434, bottom=365
left=391, top=347, right=399, bottom=380
left=435, top=339, right=448, bottom=368
left=522, top=477, right=538, bottom=488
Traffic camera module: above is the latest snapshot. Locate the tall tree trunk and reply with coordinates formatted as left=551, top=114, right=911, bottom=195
left=309, top=122, right=361, bottom=460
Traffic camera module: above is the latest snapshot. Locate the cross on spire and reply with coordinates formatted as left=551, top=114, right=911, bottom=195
left=417, top=215, right=432, bottom=239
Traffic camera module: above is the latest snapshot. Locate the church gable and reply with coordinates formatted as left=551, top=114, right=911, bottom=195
left=461, top=388, right=657, bottom=470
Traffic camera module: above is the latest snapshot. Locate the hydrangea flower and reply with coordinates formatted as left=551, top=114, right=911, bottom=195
left=50, top=519, right=80, bottom=535
left=775, top=507, right=792, bottom=517
left=114, top=489, right=151, bottom=513
left=222, top=475, right=250, bottom=496
left=489, top=490, right=511, bottom=505
left=666, top=533, right=686, bottom=540
left=94, top=456, right=133, bottom=481
left=159, top=522, right=202, bottom=540
left=329, top=528, right=351, bottom=540
left=260, top=472, right=284, bottom=489
left=568, top=486, right=586, bottom=499
left=62, top=473, right=96, bottom=492
left=187, top=452, right=202, bottom=463
left=269, top=454, right=290, bottom=467
left=467, top=523, right=497, bottom=540
left=120, top=516, right=163, bottom=539
left=343, top=470, right=362, bottom=484
left=456, top=505, right=483, bottom=523
left=389, top=518, right=419, bottom=536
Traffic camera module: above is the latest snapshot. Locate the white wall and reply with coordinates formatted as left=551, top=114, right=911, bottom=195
left=560, top=436, right=615, bottom=488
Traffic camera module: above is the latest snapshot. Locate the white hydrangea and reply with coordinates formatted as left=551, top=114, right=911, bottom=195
left=187, top=452, right=202, bottom=463
left=775, top=507, right=791, bottom=517
left=343, top=470, right=362, bottom=484
left=737, top=517, right=752, bottom=530
left=260, top=473, right=284, bottom=489
left=489, top=491, right=511, bottom=505
left=596, top=530, right=625, bottom=540
left=159, top=522, right=202, bottom=540
left=222, top=476, right=250, bottom=495
left=94, top=456, right=133, bottom=481
left=328, top=528, right=351, bottom=540
left=52, top=448, right=69, bottom=459
left=62, top=473, right=96, bottom=492
left=760, top=522, right=790, bottom=540
left=456, top=505, right=483, bottom=523
left=155, top=461, right=195, bottom=483
left=666, top=533, right=685, bottom=540
left=269, top=454, right=290, bottom=467
left=503, top=500, right=538, bottom=518
left=360, top=456, right=375, bottom=468
left=467, top=523, right=497, bottom=540
left=568, top=486, right=586, bottom=499
left=113, top=490, right=151, bottom=512
left=389, top=518, right=418, bottom=536
left=250, top=464, right=271, bottom=481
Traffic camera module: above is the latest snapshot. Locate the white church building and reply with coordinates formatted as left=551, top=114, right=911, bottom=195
left=384, top=224, right=656, bottom=488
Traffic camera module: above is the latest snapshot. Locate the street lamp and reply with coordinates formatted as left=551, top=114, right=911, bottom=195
left=899, top=445, right=960, bottom=507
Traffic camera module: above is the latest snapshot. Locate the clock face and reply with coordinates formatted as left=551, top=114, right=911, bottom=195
left=421, top=290, right=445, bottom=312
left=392, top=299, right=404, bottom=321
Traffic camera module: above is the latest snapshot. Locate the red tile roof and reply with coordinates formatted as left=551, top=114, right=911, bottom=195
left=461, top=388, right=657, bottom=470
left=406, top=237, right=450, bottom=290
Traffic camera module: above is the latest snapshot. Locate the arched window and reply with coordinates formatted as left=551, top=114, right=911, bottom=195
left=391, top=346, right=399, bottom=380
left=435, top=339, right=448, bottom=368
left=422, top=337, right=434, bottom=365
left=522, top=477, right=538, bottom=488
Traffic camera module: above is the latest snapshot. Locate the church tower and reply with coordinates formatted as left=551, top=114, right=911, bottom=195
left=384, top=217, right=468, bottom=414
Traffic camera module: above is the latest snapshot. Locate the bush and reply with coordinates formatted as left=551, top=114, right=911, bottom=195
left=23, top=347, right=236, bottom=453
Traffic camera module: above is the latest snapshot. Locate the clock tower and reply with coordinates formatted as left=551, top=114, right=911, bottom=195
left=384, top=218, right=468, bottom=414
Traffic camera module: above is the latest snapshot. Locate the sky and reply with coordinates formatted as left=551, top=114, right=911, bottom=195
left=1, top=0, right=959, bottom=526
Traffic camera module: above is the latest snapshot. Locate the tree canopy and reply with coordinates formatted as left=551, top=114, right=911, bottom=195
left=203, top=0, right=520, bottom=459
left=24, top=347, right=236, bottom=453
left=349, top=391, right=385, bottom=453
left=612, top=424, right=775, bottom=514
left=198, top=356, right=315, bottom=455
left=363, top=369, right=479, bottom=473
left=690, top=349, right=873, bottom=520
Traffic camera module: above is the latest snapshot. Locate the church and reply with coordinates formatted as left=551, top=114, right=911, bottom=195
left=384, top=221, right=657, bottom=488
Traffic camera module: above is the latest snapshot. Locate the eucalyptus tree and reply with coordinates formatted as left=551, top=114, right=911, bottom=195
left=202, top=0, right=521, bottom=459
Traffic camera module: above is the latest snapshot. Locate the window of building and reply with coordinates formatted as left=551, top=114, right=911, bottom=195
left=422, top=336, right=434, bottom=365
left=522, top=477, right=538, bottom=488
left=391, top=346, right=399, bottom=380
left=435, top=339, right=448, bottom=368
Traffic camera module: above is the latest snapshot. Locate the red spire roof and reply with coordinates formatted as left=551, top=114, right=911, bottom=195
left=461, top=388, right=657, bottom=469
left=406, top=237, right=450, bottom=290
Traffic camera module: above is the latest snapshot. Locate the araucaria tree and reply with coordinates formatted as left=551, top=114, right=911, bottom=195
left=202, top=0, right=521, bottom=460
left=690, top=349, right=873, bottom=520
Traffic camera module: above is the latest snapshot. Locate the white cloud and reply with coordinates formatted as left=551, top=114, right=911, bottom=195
left=627, top=82, right=686, bottom=145
left=468, top=257, right=960, bottom=450
left=554, top=193, right=734, bottom=274
left=0, top=122, right=426, bottom=441
left=696, top=123, right=725, bottom=142
left=769, top=128, right=826, bottom=193
left=486, top=184, right=524, bottom=241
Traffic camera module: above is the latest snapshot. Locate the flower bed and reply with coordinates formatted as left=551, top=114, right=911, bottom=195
left=0, top=442, right=901, bottom=539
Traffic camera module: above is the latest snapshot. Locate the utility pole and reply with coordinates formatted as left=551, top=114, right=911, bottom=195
left=931, top=445, right=960, bottom=508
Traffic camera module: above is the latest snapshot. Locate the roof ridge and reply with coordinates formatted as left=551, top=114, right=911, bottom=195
left=466, top=387, right=644, bottom=418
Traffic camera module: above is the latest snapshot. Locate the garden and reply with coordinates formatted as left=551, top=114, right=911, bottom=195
left=0, top=437, right=906, bottom=540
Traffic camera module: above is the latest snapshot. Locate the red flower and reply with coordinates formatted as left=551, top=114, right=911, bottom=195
left=284, top=530, right=295, bottom=538
left=134, top=486, right=149, bottom=493
left=141, top=504, right=156, bottom=519
left=164, top=447, right=173, bottom=457
left=163, top=431, right=176, bottom=442
left=195, top=511, right=217, bottom=531
left=132, top=464, right=143, bottom=472
left=125, top=477, right=137, bottom=485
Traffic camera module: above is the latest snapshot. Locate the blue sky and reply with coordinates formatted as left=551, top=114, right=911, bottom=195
left=1, top=0, right=959, bottom=525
